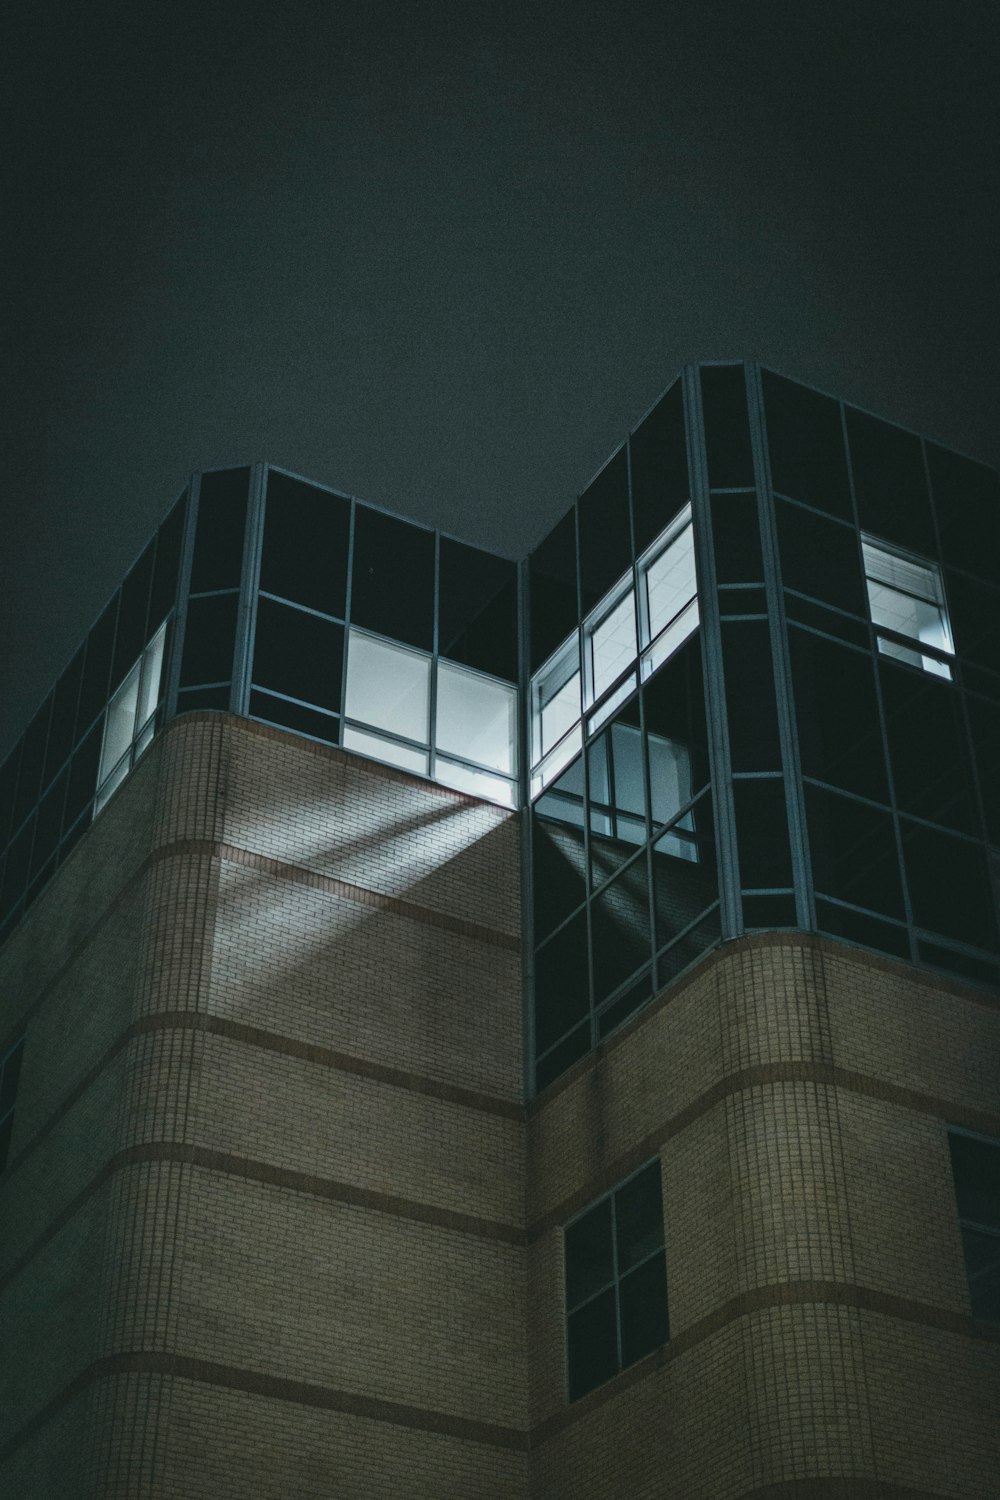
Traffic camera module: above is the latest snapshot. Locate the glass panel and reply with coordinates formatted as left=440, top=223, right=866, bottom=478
left=846, top=408, right=935, bottom=554
left=534, top=908, right=589, bottom=1055
left=700, top=364, right=753, bottom=489
left=900, top=822, right=997, bottom=951
left=710, top=494, right=763, bottom=583
left=134, top=720, right=156, bottom=762
left=77, top=598, right=118, bottom=737
left=567, top=1287, right=619, bottom=1400
left=720, top=586, right=768, bottom=617
left=928, top=443, right=1000, bottom=582
left=350, top=505, right=435, bottom=651
left=529, top=509, right=578, bottom=672
left=775, top=500, right=867, bottom=616
left=180, top=593, right=238, bottom=686
left=919, top=939, right=999, bottom=987
left=586, top=586, right=636, bottom=706
left=863, top=539, right=953, bottom=657
left=947, top=572, right=1000, bottom=676
left=619, top=1251, right=669, bottom=1366
left=565, top=1199, right=615, bottom=1308
left=176, top=685, right=231, bottom=713
left=642, top=508, right=696, bottom=644
left=596, top=970, right=654, bottom=1038
left=967, top=697, right=1000, bottom=844
left=630, top=379, right=688, bottom=556
left=94, top=754, right=131, bottom=814
left=99, top=663, right=141, bottom=785
left=742, top=893, right=798, bottom=929
left=815, top=899, right=910, bottom=959
left=589, top=714, right=646, bottom=888
left=113, top=541, right=154, bottom=683
left=648, top=735, right=694, bottom=835
left=136, top=623, right=167, bottom=731
left=341, top=726, right=429, bottom=776
left=949, top=1135, right=1000, bottom=1229
left=533, top=818, right=586, bottom=943
left=591, top=854, right=650, bottom=1005
left=643, top=636, right=709, bottom=800
left=615, top=1162, right=663, bottom=1273
left=534, top=1022, right=589, bottom=1092
left=190, top=468, right=250, bottom=593
left=578, top=448, right=631, bottom=614
left=805, top=785, right=904, bottom=920
left=438, top=538, right=518, bottom=682
left=642, top=597, right=700, bottom=679
left=252, top=598, right=344, bottom=713
left=345, top=631, right=430, bottom=744
left=0, top=818, right=33, bottom=920
left=64, top=722, right=102, bottom=831
left=531, top=634, right=581, bottom=765
left=43, top=647, right=85, bottom=789
left=880, top=664, right=978, bottom=834
left=790, top=629, right=889, bottom=802
left=13, top=701, right=51, bottom=833
left=652, top=795, right=718, bottom=951
left=964, top=1227, right=1000, bottom=1322
left=532, top=726, right=584, bottom=796
left=434, top=758, right=515, bottom=807
left=784, top=594, right=870, bottom=649
left=761, top=370, right=852, bottom=519
left=436, top=661, right=516, bottom=774
left=0, top=744, right=19, bottom=849
left=150, top=494, right=185, bottom=628
left=260, top=471, right=350, bottom=618
left=722, top=620, right=781, bottom=772
left=733, top=779, right=792, bottom=889
left=249, top=690, right=340, bottom=745
left=31, top=770, right=67, bottom=880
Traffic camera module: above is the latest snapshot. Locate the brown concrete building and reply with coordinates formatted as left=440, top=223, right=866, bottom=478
left=2, top=364, right=999, bottom=1496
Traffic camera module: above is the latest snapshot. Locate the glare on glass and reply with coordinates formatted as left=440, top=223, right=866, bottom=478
left=436, top=661, right=517, bottom=775
left=862, top=537, right=953, bottom=679
left=345, top=630, right=431, bottom=744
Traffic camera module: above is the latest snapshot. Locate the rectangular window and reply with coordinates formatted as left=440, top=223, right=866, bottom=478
left=640, top=505, right=698, bottom=678
left=948, top=1130, right=1000, bottom=1323
left=344, top=630, right=431, bottom=745
left=95, top=622, right=167, bottom=814
left=0, top=1037, right=25, bottom=1172
left=585, top=582, right=637, bottom=709
left=531, top=634, right=582, bottom=790
left=564, top=1159, right=669, bottom=1401
left=862, top=536, right=954, bottom=679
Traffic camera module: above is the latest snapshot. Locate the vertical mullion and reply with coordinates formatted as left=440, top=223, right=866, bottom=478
left=164, top=476, right=200, bottom=722
left=232, top=463, right=267, bottom=718
left=519, top=555, right=535, bottom=1099
left=429, top=531, right=440, bottom=778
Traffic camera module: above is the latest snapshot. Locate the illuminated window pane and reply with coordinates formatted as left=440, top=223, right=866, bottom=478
left=342, top=726, right=429, bottom=776
left=136, top=623, right=167, bottom=731
left=586, top=586, right=636, bottom=706
left=100, top=663, right=141, bottom=784
left=344, top=631, right=430, bottom=745
left=434, top=758, right=515, bottom=806
left=436, top=661, right=517, bottom=775
left=531, top=634, right=581, bottom=766
left=862, top=537, right=953, bottom=678
left=643, top=509, right=696, bottom=644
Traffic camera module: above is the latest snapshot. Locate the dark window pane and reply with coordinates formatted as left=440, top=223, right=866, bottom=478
left=0, top=743, right=20, bottom=849
left=249, top=690, right=340, bottom=745
left=631, top=380, right=688, bottom=556
left=567, top=1287, right=619, bottom=1400
left=719, top=586, right=768, bottom=616
left=77, top=599, right=119, bottom=736
left=733, top=778, right=792, bottom=889
left=791, top=630, right=889, bottom=801
left=775, top=500, right=867, bottom=616
left=928, top=444, right=1000, bottom=582
left=805, top=785, right=904, bottom=919
left=901, top=822, right=997, bottom=951
left=260, top=471, right=350, bottom=619
left=784, top=594, right=870, bottom=649
left=919, top=940, right=999, bottom=987
left=31, top=769, right=67, bottom=880
left=762, top=370, right=852, bottom=519
left=0, top=1111, right=13, bottom=1171
left=535, top=1023, right=590, bottom=1092
left=700, top=365, right=753, bottom=489
left=113, top=541, right=155, bottom=682
left=619, top=1251, right=669, bottom=1366
left=948, top=572, right=1000, bottom=676
left=967, top=697, right=1000, bottom=844
left=176, top=686, right=231, bottom=713
left=43, top=647, right=85, bottom=789
left=438, top=538, right=518, bottom=681
left=565, top=1199, right=615, bottom=1308
left=12, top=700, right=51, bottom=833
left=710, top=494, right=763, bottom=584
left=615, top=1162, right=663, bottom=1273
left=252, top=597, right=344, bottom=713
left=596, top=970, right=654, bottom=1038
left=530, top=510, right=578, bottom=671
left=652, top=793, right=718, bottom=950
left=846, top=409, right=935, bottom=554
left=963, top=1227, right=1000, bottom=1322
left=742, top=893, right=798, bottom=929
left=65, top=721, right=102, bottom=831
left=656, top=907, right=721, bottom=988
left=950, top=1135, right=1000, bottom=1229
left=722, top=621, right=780, bottom=772
left=0, top=1039, right=24, bottom=1116
left=643, top=636, right=709, bottom=800
left=578, top=449, right=631, bottom=614
left=534, top=909, right=589, bottom=1055
left=150, top=495, right=186, bottom=628
left=815, top=899, right=910, bottom=959
left=590, top=855, right=650, bottom=1004
left=880, top=665, right=978, bottom=834
left=533, top=818, right=586, bottom=944
left=180, top=593, right=239, bottom=687
left=190, top=468, right=250, bottom=592
left=350, top=505, right=435, bottom=651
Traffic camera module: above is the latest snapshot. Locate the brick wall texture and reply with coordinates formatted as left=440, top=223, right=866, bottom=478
left=1, top=712, right=998, bottom=1498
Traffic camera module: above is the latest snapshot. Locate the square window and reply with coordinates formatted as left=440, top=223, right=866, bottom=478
left=862, top=536, right=954, bottom=679
left=344, top=630, right=431, bottom=746
left=436, top=661, right=517, bottom=777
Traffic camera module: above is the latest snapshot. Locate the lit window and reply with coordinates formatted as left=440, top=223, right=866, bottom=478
left=564, top=1160, right=669, bottom=1401
left=344, top=631, right=431, bottom=745
left=0, top=1037, right=25, bottom=1173
left=436, top=661, right=517, bottom=778
left=585, top=584, right=637, bottom=710
left=95, top=623, right=167, bottom=813
left=948, top=1131, right=1000, bottom=1323
left=531, top=635, right=582, bottom=790
left=639, top=506, right=698, bottom=679
left=862, top=536, right=954, bottom=679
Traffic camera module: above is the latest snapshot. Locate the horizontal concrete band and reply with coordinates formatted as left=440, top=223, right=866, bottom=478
left=0, top=1351, right=530, bottom=1465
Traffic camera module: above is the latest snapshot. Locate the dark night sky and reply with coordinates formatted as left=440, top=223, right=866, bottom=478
left=2, top=0, right=998, bottom=762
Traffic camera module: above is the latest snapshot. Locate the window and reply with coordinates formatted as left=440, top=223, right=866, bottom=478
left=95, top=623, right=167, bottom=813
left=564, top=1159, right=669, bottom=1400
left=948, top=1131, right=1000, bottom=1323
left=343, top=627, right=518, bottom=806
left=0, top=1037, right=25, bottom=1172
left=862, top=536, right=954, bottom=679
left=640, top=505, right=698, bottom=678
